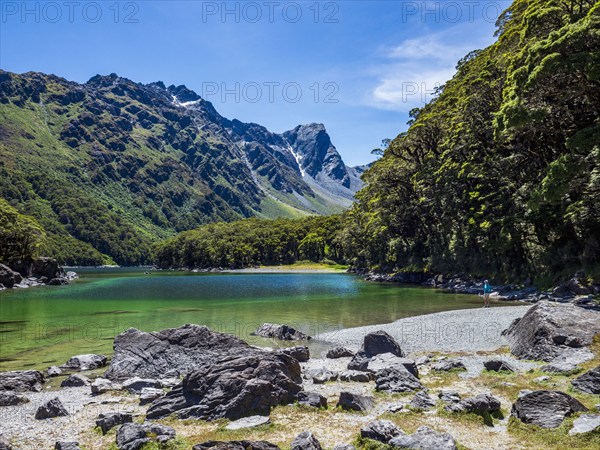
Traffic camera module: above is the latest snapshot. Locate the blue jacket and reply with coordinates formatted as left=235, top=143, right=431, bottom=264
left=483, top=283, right=492, bottom=294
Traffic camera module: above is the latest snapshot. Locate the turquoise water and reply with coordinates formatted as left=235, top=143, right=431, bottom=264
left=0, top=268, right=488, bottom=371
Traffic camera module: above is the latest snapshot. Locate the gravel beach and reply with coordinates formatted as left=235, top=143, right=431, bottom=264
left=317, top=305, right=532, bottom=354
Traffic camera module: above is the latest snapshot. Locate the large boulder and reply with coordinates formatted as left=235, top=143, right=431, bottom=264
left=375, top=367, right=424, bottom=393
left=347, top=331, right=405, bottom=371
left=105, top=324, right=259, bottom=380
left=146, top=352, right=301, bottom=420
left=253, top=323, right=311, bottom=341
left=511, top=390, right=588, bottom=428
left=35, top=397, right=69, bottom=419
left=193, top=442, right=280, bottom=450
left=503, top=301, right=600, bottom=361
left=62, top=354, right=107, bottom=371
left=0, top=264, right=22, bottom=288
left=389, top=426, right=457, bottom=450
left=0, top=370, right=44, bottom=392
left=571, top=365, right=600, bottom=394
left=361, top=419, right=404, bottom=443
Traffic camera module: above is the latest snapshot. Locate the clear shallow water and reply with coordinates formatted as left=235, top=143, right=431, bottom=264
left=0, top=268, right=488, bottom=371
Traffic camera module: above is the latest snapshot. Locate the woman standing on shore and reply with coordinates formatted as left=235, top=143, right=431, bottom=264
left=483, top=280, right=492, bottom=308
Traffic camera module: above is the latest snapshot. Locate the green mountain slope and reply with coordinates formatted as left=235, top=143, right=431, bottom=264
left=0, top=72, right=360, bottom=265
left=341, top=0, right=600, bottom=281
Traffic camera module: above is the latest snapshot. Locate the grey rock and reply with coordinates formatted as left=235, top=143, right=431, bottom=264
left=541, top=348, right=594, bottom=374
left=312, top=369, right=338, bottom=384
left=48, top=277, right=69, bottom=285
left=158, top=378, right=180, bottom=388
left=0, top=370, right=44, bottom=392
left=483, top=360, right=515, bottom=372
left=278, top=346, right=310, bottom=362
left=410, top=390, right=437, bottom=410
left=193, top=441, right=280, bottom=450
left=415, top=355, right=431, bottom=365
left=139, top=387, right=164, bottom=405
left=0, top=263, right=22, bottom=288
left=62, top=354, right=107, bottom=371
left=146, top=352, right=301, bottom=420
left=47, top=366, right=63, bottom=377
left=332, top=446, right=355, bottom=450
left=569, top=414, right=600, bottom=435
left=297, top=391, right=327, bottom=408
left=511, top=390, right=588, bottom=428
left=347, top=351, right=371, bottom=371
left=340, top=370, right=372, bottom=382
left=336, top=391, right=374, bottom=412
left=389, top=426, right=457, bottom=450
left=253, top=323, right=311, bottom=341
left=116, top=422, right=175, bottom=450
left=326, top=347, right=354, bottom=359
left=35, top=397, right=69, bottom=419
left=431, top=359, right=466, bottom=372
left=533, top=376, right=551, bottom=383
left=54, top=443, right=81, bottom=450
left=360, top=419, right=404, bottom=442
left=367, top=353, right=418, bottom=377
left=375, top=367, right=424, bottom=393
left=363, top=330, right=405, bottom=357
left=96, top=412, right=132, bottom=434
left=0, top=434, right=10, bottom=450
left=60, top=374, right=90, bottom=387
left=445, top=394, right=501, bottom=415
left=225, top=415, right=270, bottom=430
left=0, top=392, right=29, bottom=406
left=438, top=391, right=461, bottom=404
left=291, top=431, right=322, bottom=450
left=384, top=402, right=404, bottom=413
left=571, top=365, right=600, bottom=394
left=503, top=301, right=600, bottom=361
left=122, top=377, right=161, bottom=393
left=91, top=378, right=116, bottom=395
left=105, top=324, right=262, bottom=380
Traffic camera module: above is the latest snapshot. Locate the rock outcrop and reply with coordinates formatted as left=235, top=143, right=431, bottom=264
left=571, top=365, right=600, bottom=394
left=503, top=301, right=600, bottom=361
left=146, top=352, right=301, bottom=420
left=105, top=324, right=257, bottom=380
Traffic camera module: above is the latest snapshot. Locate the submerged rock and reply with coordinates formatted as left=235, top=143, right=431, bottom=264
left=511, top=390, right=587, bottom=428
left=253, top=323, right=311, bottom=341
left=503, top=301, right=600, bottom=361
left=146, top=352, right=301, bottom=420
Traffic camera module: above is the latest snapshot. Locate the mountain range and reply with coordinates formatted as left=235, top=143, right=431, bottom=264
left=0, top=70, right=365, bottom=265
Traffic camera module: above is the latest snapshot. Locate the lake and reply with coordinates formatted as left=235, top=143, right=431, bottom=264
left=0, top=268, right=489, bottom=371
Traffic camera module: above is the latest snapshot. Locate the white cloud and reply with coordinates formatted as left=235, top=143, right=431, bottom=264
left=367, top=25, right=493, bottom=111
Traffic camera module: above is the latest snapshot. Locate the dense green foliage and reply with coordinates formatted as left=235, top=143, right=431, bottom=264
left=342, top=0, right=600, bottom=281
left=0, top=197, right=45, bottom=262
left=155, top=216, right=343, bottom=269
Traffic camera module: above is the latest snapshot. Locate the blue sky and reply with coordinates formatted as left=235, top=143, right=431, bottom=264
left=0, top=1, right=505, bottom=165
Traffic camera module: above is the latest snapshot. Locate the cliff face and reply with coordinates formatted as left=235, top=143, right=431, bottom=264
left=0, top=70, right=363, bottom=265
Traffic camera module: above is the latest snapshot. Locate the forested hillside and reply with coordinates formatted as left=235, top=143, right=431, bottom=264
left=0, top=72, right=359, bottom=265
left=162, top=0, right=600, bottom=282
left=340, top=0, right=600, bottom=282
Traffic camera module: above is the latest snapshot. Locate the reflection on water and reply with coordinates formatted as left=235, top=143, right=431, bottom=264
left=0, top=269, right=489, bottom=370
